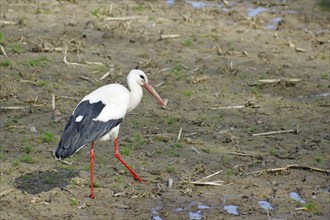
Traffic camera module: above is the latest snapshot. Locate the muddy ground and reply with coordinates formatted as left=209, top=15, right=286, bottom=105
left=0, top=0, right=329, bottom=219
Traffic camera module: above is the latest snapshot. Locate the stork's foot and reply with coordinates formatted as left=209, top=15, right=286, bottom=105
left=133, top=174, right=146, bottom=183
left=89, top=193, right=95, bottom=199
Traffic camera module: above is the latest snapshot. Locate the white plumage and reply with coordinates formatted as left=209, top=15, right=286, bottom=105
left=54, top=69, right=166, bottom=199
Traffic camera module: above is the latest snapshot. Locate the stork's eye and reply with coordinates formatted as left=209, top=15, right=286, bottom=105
left=139, top=75, right=145, bottom=80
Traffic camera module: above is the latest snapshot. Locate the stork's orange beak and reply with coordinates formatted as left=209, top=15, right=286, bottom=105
left=144, top=82, right=166, bottom=106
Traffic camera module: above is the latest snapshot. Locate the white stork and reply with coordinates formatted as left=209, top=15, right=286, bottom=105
left=54, top=69, right=166, bottom=199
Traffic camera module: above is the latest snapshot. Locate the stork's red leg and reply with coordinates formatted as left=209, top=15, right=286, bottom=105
left=89, top=142, right=95, bottom=199
left=114, top=138, right=144, bottom=182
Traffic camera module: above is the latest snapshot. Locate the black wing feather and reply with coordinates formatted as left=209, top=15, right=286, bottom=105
left=55, top=100, right=122, bottom=159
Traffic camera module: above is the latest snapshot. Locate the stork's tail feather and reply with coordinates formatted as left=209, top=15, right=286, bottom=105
left=54, top=139, right=84, bottom=160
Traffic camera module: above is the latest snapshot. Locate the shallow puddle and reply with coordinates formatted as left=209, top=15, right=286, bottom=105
left=258, top=201, right=273, bottom=210
left=247, top=7, right=269, bottom=17
left=289, top=192, right=306, bottom=204
left=266, top=17, right=283, bottom=30
left=173, top=201, right=210, bottom=219
left=224, top=205, right=239, bottom=215
left=189, top=210, right=203, bottom=220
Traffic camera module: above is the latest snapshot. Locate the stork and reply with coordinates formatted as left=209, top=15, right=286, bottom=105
left=54, top=69, right=166, bottom=199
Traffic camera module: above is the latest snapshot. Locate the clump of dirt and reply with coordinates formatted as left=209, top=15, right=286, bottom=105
left=0, top=0, right=329, bottom=219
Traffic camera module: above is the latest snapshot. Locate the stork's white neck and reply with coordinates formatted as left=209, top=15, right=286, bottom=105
left=127, top=78, right=143, bottom=112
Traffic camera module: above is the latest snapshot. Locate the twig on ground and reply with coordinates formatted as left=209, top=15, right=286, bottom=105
left=63, top=46, right=85, bottom=66
left=52, top=94, right=56, bottom=111
left=168, top=158, right=177, bottom=165
left=185, top=132, right=197, bottom=137
left=176, top=127, right=182, bottom=143
left=168, top=179, right=173, bottom=188
left=199, top=170, right=223, bottom=181
left=190, top=170, right=224, bottom=186
left=0, top=189, right=14, bottom=197
left=258, top=78, right=302, bottom=84
left=190, top=181, right=224, bottom=186
left=208, top=105, right=245, bottom=110
left=191, top=146, right=201, bottom=154
left=84, top=61, right=105, bottom=65
left=158, top=68, right=171, bottom=73
left=148, top=1, right=155, bottom=11
left=249, top=78, right=302, bottom=86
left=154, top=81, right=165, bottom=88
left=0, top=20, right=16, bottom=25
left=57, top=159, right=73, bottom=165
left=252, top=125, right=300, bottom=137
left=106, top=16, right=144, bottom=21
left=0, top=45, right=8, bottom=58
left=79, top=76, right=94, bottom=82
left=190, top=75, right=209, bottom=84
left=229, top=152, right=257, bottom=158
left=145, top=133, right=176, bottom=138
left=19, top=79, right=38, bottom=86
left=58, top=95, right=80, bottom=101
left=63, top=46, right=70, bottom=65
left=0, top=106, right=29, bottom=110
left=207, top=101, right=258, bottom=110
left=100, top=71, right=111, bottom=80
left=8, top=126, right=26, bottom=129
left=247, top=164, right=330, bottom=175
left=159, top=34, right=181, bottom=40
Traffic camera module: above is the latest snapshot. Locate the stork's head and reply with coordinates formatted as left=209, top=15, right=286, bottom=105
left=128, top=69, right=166, bottom=106
left=128, top=69, right=149, bottom=86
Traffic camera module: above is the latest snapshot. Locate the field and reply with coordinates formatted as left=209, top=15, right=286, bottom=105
left=0, top=0, right=329, bottom=219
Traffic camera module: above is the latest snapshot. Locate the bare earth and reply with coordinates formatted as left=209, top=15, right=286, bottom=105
left=0, top=0, right=329, bottom=219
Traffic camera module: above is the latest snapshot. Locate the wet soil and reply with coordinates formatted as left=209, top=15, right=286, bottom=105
left=0, top=0, right=329, bottom=219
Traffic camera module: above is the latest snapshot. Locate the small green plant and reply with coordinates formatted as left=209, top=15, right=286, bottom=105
left=174, top=142, right=183, bottom=148
left=303, top=201, right=317, bottom=211
left=22, top=174, right=33, bottom=180
left=170, top=64, right=185, bottom=80
left=226, top=169, right=234, bottom=177
left=314, top=155, right=324, bottom=163
left=26, top=55, right=48, bottom=67
left=182, top=38, right=193, bottom=47
left=91, top=8, right=102, bottom=17
left=270, top=148, right=277, bottom=156
left=0, top=59, right=10, bottom=67
left=251, top=85, right=263, bottom=98
left=168, top=147, right=180, bottom=157
left=154, top=149, right=162, bottom=155
left=11, top=43, right=25, bottom=53
left=133, top=4, right=145, bottom=11
left=83, top=164, right=90, bottom=171
left=131, top=133, right=147, bottom=150
left=0, top=32, right=5, bottom=44
left=183, top=89, right=193, bottom=97
left=70, top=198, right=79, bottom=206
left=121, top=146, right=132, bottom=156
left=23, top=145, right=33, bottom=154
left=42, top=131, right=55, bottom=143
left=155, top=135, right=168, bottom=143
left=249, top=124, right=257, bottom=133
left=227, top=41, right=236, bottom=51
left=92, top=64, right=108, bottom=74
left=201, top=148, right=211, bottom=154
left=166, top=165, right=175, bottom=173
left=19, top=154, right=34, bottom=164
left=166, top=116, right=176, bottom=125
left=320, top=72, right=329, bottom=80
left=319, top=0, right=330, bottom=11
left=12, top=159, right=20, bottom=167
left=36, top=80, right=48, bottom=87
left=43, top=175, right=57, bottom=184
